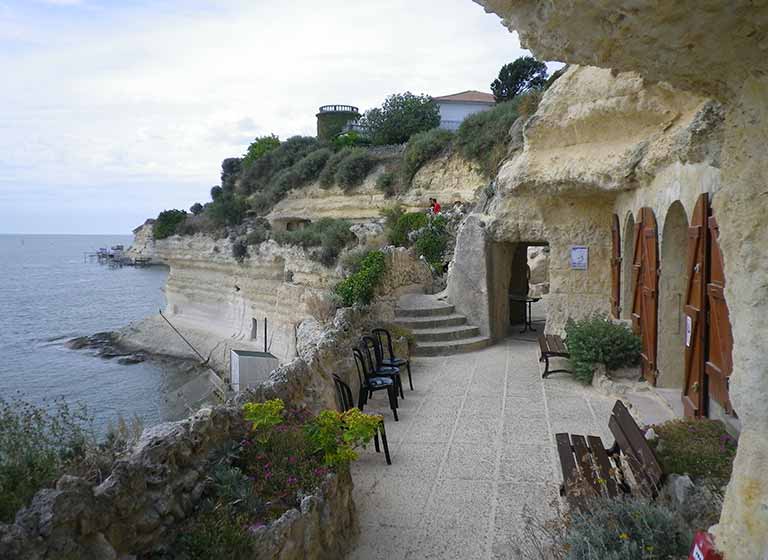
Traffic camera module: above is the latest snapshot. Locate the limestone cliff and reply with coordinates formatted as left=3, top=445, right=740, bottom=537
left=472, top=2, right=768, bottom=557
left=266, top=151, right=484, bottom=223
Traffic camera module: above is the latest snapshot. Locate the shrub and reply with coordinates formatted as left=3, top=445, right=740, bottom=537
left=305, top=292, right=339, bottom=323
left=273, top=218, right=355, bottom=266
left=221, top=158, right=243, bottom=194
left=414, top=214, right=449, bottom=270
left=455, top=98, right=522, bottom=176
left=360, top=92, right=441, bottom=145
left=402, top=128, right=453, bottom=185
left=648, top=418, right=737, bottom=485
left=334, top=250, right=387, bottom=306
left=564, top=313, right=642, bottom=384
left=319, top=148, right=354, bottom=188
left=208, top=195, right=247, bottom=227
left=231, top=238, right=248, bottom=262
left=376, top=169, right=399, bottom=197
left=154, top=209, right=188, bottom=239
left=387, top=211, right=428, bottom=247
left=210, top=185, right=224, bottom=201
left=293, top=148, right=333, bottom=185
left=334, top=149, right=378, bottom=192
left=241, top=134, right=280, bottom=171
left=564, top=496, right=692, bottom=560
left=0, top=397, right=134, bottom=523
left=239, top=136, right=319, bottom=196
left=190, top=202, right=204, bottom=215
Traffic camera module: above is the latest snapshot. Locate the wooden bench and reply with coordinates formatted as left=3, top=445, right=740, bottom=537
left=538, top=334, right=572, bottom=378
left=555, top=400, right=664, bottom=508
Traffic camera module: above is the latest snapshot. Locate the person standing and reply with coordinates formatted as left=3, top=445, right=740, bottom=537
left=431, top=198, right=441, bottom=214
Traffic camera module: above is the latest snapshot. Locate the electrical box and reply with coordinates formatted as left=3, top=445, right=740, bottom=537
left=230, top=349, right=279, bottom=393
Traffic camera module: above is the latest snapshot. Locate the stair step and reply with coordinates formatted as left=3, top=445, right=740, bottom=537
left=412, top=325, right=480, bottom=342
left=394, top=314, right=468, bottom=329
left=412, top=336, right=492, bottom=357
left=395, top=304, right=455, bottom=318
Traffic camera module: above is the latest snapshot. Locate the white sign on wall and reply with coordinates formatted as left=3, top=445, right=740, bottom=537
left=570, top=246, right=589, bottom=270
left=686, top=316, right=693, bottom=347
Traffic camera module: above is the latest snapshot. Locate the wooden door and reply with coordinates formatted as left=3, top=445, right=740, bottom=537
left=706, top=214, right=735, bottom=414
left=611, top=214, right=622, bottom=318
left=682, top=194, right=708, bottom=417
left=631, top=208, right=659, bottom=384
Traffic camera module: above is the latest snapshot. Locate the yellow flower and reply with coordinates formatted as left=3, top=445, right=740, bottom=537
left=619, top=532, right=630, bottom=540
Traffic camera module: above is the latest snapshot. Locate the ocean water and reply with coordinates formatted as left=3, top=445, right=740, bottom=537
left=0, top=234, right=188, bottom=432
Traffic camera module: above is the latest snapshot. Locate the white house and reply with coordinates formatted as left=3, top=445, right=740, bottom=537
left=433, top=90, right=496, bottom=131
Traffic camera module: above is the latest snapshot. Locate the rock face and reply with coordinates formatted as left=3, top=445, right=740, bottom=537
left=471, top=2, right=768, bottom=557
left=116, top=236, right=428, bottom=376
left=266, top=152, right=483, bottom=224
left=125, top=220, right=158, bottom=261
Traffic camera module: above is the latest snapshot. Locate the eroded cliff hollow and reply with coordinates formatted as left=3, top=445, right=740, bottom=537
left=473, top=2, right=768, bottom=557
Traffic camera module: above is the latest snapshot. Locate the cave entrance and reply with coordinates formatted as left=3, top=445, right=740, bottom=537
left=487, top=241, right=550, bottom=339
left=657, top=201, right=689, bottom=389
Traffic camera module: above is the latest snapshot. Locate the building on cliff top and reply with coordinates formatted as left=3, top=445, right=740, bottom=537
left=433, top=90, right=495, bottom=131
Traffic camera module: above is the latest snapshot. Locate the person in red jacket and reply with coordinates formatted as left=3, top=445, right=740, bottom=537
left=429, top=198, right=441, bottom=214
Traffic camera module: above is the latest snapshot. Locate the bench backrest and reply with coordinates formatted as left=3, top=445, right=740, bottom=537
left=609, top=400, right=664, bottom=490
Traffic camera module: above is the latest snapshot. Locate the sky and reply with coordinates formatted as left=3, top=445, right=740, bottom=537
left=0, top=0, right=557, bottom=234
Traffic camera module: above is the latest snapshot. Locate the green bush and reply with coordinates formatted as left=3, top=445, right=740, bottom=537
left=319, top=148, right=354, bottom=188
left=414, top=214, right=449, bottom=270
left=208, top=195, right=247, bottom=227
left=241, top=134, right=280, bottom=171
left=273, top=218, right=355, bottom=266
left=246, top=218, right=271, bottom=246
left=239, top=136, right=319, bottom=196
left=564, top=313, right=642, bottom=384
left=334, top=149, right=378, bottom=192
left=334, top=250, right=387, bottom=306
left=376, top=169, right=399, bottom=197
left=190, top=202, right=204, bottom=215
left=153, top=209, right=188, bottom=239
left=402, top=128, right=453, bottom=185
left=455, top=98, right=522, bottom=176
left=293, top=148, right=333, bottom=184
left=0, top=398, right=138, bottom=523
left=387, top=211, right=427, bottom=247
left=360, top=92, right=441, bottom=145
left=649, top=418, right=737, bottom=485
left=564, top=497, right=692, bottom=560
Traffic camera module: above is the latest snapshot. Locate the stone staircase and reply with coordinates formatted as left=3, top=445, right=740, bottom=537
left=394, top=294, right=491, bottom=357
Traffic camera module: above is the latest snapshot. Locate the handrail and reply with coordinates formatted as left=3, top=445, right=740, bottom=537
left=318, top=104, right=359, bottom=113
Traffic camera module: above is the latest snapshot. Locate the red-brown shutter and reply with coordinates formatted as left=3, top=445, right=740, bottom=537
left=611, top=214, right=622, bottom=318
left=631, top=207, right=659, bottom=385
left=682, top=193, right=708, bottom=417
left=706, top=214, right=735, bottom=414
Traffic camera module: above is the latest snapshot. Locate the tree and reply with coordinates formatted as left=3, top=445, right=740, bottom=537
left=360, top=92, right=440, bottom=145
left=491, top=57, right=548, bottom=103
left=210, top=186, right=223, bottom=201
left=190, top=202, right=204, bottom=215
left=154, top=209, right=187, bottom=240
left=242, top=134, right=280, bottom=170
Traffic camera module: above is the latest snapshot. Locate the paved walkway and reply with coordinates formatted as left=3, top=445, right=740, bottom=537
left=348, top=336, right=621, bottom=560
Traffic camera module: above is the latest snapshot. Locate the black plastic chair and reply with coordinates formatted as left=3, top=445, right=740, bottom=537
left=373, top=328, right=413, bottom=391
left=333, top=374, right=391, bottom=465
left=361, top=336, right=404, bottom=399
left=352, top=347, right=399, bottom=421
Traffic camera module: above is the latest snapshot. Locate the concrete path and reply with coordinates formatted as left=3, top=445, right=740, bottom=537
left=349, top=335, right=620, bottom=560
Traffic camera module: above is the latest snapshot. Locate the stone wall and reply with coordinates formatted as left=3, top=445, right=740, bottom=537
left=0, top=304, right=400, bottom=559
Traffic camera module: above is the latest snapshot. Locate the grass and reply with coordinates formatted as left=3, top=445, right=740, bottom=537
left=648, top=418, right=737, bottom=485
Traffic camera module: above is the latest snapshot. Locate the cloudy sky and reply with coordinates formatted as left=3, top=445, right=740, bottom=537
left=0, top=0, right=552, bottom=234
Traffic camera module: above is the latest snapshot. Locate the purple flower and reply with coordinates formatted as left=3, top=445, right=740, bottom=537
left=264, top=471, right=273, bottom=480
left=263, top=463, right=271, bottom=470
left=288, top=455, right=297, bottom=465
left=313, top=467, right=328, bottom=478
left=287, top=476, right=298, bottom=485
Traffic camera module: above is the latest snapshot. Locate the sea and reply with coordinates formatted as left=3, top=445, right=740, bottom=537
left=0, top=234, right=190, bottom=433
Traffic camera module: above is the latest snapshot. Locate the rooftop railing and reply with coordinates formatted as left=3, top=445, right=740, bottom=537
left=318, top=104, right=359, bottom=114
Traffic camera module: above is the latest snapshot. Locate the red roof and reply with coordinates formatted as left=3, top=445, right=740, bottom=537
left=433, top=90, right=495, bottom=104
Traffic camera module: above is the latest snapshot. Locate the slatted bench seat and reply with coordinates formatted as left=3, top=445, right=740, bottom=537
left=538, top=334, right=572, bottom=378
left=555, top=400, right=664, bottom=509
